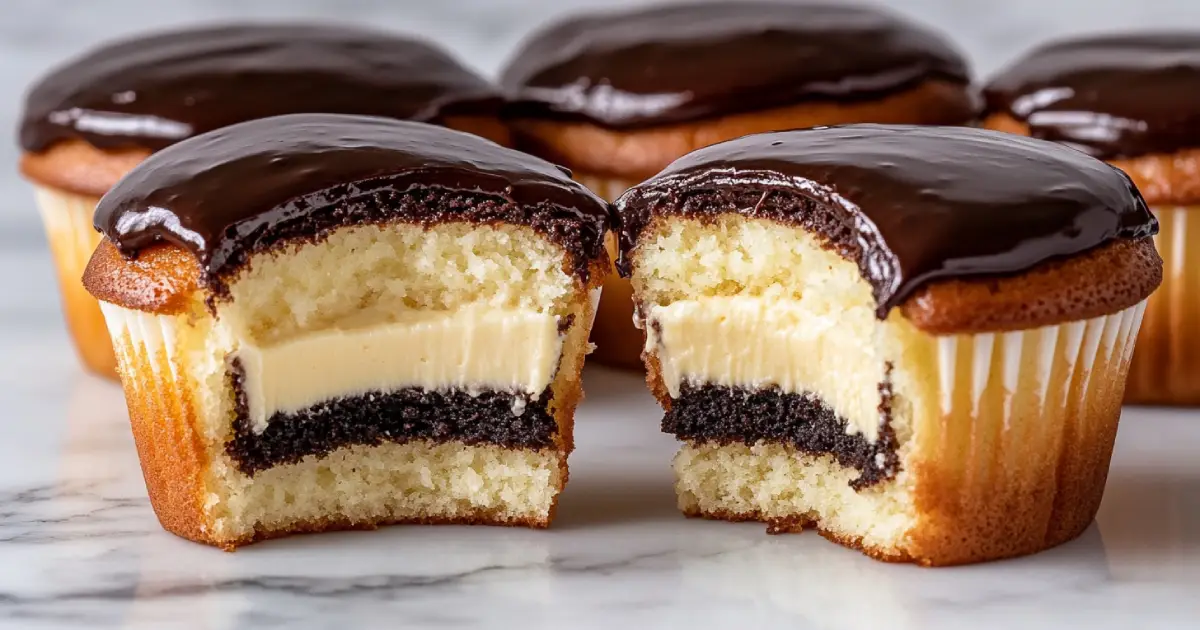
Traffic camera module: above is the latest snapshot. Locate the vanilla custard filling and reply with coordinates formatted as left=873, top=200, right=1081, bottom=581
left=645, top=295, right=886, bottom=442
left=236, top=305, right=563, bottom=433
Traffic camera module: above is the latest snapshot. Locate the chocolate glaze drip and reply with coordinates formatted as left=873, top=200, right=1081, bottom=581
left=500, top=2, right=973, bottom=128
left=984, top=33, right=1200, bottom=159
left=19, top=24, right=501, bottom=152
left=616, top=124, right=1156, bottom=317
left=94, top=114, right=611, bottom=289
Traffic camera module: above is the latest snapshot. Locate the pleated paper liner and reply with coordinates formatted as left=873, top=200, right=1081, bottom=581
left=903, top=300, right=1144, bottom=562
left=34, top=185, right=116, bottom=377
left=1126, top=206, right=1200, bottom=404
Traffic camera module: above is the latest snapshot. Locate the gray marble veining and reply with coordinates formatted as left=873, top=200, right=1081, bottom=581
left=4, top=1, right=1200, bottom=628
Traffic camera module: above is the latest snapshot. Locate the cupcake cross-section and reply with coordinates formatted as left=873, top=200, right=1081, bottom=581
left=615, top=124, right=1161, bottom=566
left=82, top=114, right=611, bottom=548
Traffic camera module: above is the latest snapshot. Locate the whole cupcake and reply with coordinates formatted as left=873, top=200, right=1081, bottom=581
left=615, top=125, right=1160, bottom=565
left=499, top=1, right=978, bottom=369
left=983, top=33, right=1200, bottom=405
left=83, top=114, right=610, bottom=548
left=18, top=24, right=506, bottom=379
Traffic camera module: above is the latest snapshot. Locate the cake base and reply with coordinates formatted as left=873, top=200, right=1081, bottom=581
left=674, top=442, right=915, bottom=562
left=203, top=441, right=566, bottom=550
left=674, top=439, right=1108, bottom=566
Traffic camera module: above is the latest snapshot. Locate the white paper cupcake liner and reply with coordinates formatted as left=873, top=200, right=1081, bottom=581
left=934, top=300, right=1146, bottom=422
left=98, top=302, right=183, bottom=386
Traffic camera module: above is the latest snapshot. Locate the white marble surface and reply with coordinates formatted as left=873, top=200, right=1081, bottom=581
left=5, top=368, right=1200, bottom=629
left=5, top=1, right=1200, bottom=628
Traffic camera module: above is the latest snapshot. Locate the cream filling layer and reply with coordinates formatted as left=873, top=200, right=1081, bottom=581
left=236, top=305, right=563, bottom=433
left=646, top=296, right=885, bottom=442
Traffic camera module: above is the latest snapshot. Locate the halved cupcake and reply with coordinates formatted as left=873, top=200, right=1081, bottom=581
left=19, top=23, right=507, bottom=379
left=615, top=125, right=1160, bottom=565
left=500, top=1, right=978, bottom=369
left=82, top=114, right=610, bottom=548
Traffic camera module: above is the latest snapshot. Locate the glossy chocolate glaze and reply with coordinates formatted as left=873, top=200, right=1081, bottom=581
left=500, top=2, right=973, bottom=128
left=20, top=24, right=501, bottom=152
left=616, top=124, right=1156, bottom=317
left=94, top=114, right=611, bottom=290
left=985, top=33, right=1200, bottom=159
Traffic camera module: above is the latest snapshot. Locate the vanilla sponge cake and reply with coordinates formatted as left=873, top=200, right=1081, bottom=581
left=82, top=114, right=610, bottom=549
left=615, top=125, right=1162, bottom=565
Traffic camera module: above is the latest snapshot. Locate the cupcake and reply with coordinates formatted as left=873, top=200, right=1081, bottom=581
left=982, top=33, right=1200, bottom=405
left=500, top=1, right=978, bottom=369
left=18, top=24, right=507, bottom=379
left=81, top=114, right=610, bottom=548
left=615, top=125, right=1160, bottom=565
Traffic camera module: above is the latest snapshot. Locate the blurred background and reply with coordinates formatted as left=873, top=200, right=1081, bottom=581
left=3, top=0, right=1199, bottom=254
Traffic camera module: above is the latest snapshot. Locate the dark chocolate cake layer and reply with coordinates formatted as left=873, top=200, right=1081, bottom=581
left=20, top=24, right=501, bottom=152
left=93, top=114, right=611, bottom=291
left=664, top=384, right=899, bottom=488
left=226, top=381, right=557, bottom=475
left=615, top=124, right=1156, bottom=317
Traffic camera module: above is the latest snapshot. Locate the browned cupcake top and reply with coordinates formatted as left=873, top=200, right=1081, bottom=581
left=500, top=2, right=974, bottom=129
left=88, top=114, right=611, bottom=302
left=984, top=32, right=1200, bottom=159
left=616, top=125, right=1158, bottom=322
left=19, top=24, right=501, bottom=153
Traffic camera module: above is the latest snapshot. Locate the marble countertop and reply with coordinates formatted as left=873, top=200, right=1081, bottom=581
left=4, top=1, right=1200, bottom=628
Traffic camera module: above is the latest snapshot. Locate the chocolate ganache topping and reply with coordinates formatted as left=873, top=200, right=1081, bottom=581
left=94, top=114, right=611, bottom=289
left=615, top=124, right=1156, bottom=316
left=985, top=33, right=1200, bottom=159
left=20, top=24, right=501, bottom=153
left=500, top=2, right=973, bottom=128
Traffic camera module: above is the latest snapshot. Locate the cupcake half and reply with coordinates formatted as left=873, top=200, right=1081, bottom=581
left=19, top=23, right=507, bottom=379
left=82, top=115, right=610, bottom=548
left=500, top=1, right=978, bottom=369
left=615, top=125, right=1160, bottom=566
left=983, top=33, right=1200, bottom=405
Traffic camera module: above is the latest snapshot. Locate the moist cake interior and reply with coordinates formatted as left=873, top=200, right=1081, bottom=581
left=636, top=213, right=918, bottom=548
left=635, top=208, right=1145, bottom=562
left=105, top=221, right=597, bottom=543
